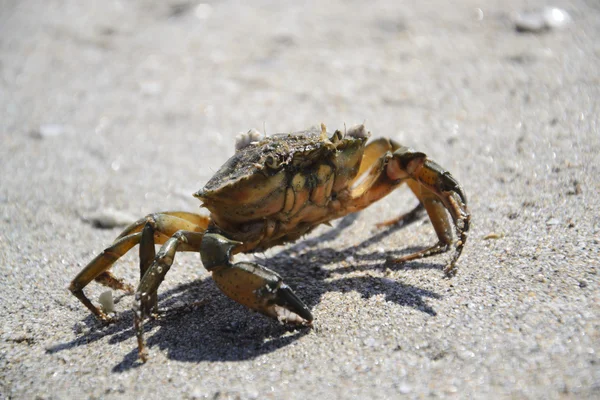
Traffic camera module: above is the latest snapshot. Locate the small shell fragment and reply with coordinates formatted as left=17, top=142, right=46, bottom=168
left=546, top=218, right=561, bottom=226
left=235, top=129, right=264, bottom=151
left=98, top=290, right=115, bottom=313
left=346, top=124, right=369, bottom=139
left=483, top=232, right=504, bottom=240
left=31, top=124, right=69, bottom=139
left=514, top=7, right=571, bottom=33
left=542, top=7, right=571, bottom=29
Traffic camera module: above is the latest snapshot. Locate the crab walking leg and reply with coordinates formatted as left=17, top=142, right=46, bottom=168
left=94, top=270, right=136, bottom=292
left=134, top=230, right=204, bottom=362
left=70, top=233, right=142, bottom=321
left=387, top=146, right=470, bottom=275
left=116, top=211, right=210, bottom=240
left=69, top=213, right=208, bottom=321
left=344, top=139, right=469, bottom=274
left=374, top=202, right=425, bottom=229
left=139, top=223, right=158, bottom=313
left=201, top=232, right=313, bottom=324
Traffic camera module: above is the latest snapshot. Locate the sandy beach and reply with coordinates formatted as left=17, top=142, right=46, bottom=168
left=1, top=0, right=598, bottom=398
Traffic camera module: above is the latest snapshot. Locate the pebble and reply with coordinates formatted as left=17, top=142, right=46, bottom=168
left=32, top=124, right=68, bottom=139
left=98, top=290, right=115, bottom=313
left=83, top=208, right=136, bottom=228
left=514, top=7, right=572, bottom=33
left=546, top=218, right=561, bottom=226
left=398, top=383, right=412, bottom=394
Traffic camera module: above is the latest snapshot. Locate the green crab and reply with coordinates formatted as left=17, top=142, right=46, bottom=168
left=69, top=123, right=470, bottom=361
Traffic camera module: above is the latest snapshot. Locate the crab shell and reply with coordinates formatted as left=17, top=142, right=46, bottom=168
left=195, top=125, right=369, bottom=247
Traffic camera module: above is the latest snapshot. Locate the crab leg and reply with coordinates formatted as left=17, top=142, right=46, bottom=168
left=134, top=230, right=205, bottom=362
left=388, top=146, right=470, bottom=275
left=375, top=202, right=425, bottom=229
left=69, top=212, right=209, bottom=321
left=70, top=232, right=142, bottom=321
left=115, top=211, right=210, bottom=240
left=139, top=223, right=158, bottom=313
left=346, top=139, right=470, bottom=275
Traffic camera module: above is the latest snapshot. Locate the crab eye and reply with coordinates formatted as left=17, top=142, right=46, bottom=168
left=265, top=155, right=279, bottom=169
left=330, top=130, right=344, bottom=143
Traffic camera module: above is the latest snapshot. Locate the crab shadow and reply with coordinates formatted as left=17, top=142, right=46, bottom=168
left=50, top=210, right=446, bottom=371
left=264, top=210, right=445, bottom=316
left=48, top=281, right=312, bottom=372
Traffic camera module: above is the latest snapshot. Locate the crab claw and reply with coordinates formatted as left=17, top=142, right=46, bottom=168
left=201, top=232, right=313, bottom=325
left=211, top=261, right=313, bottom=325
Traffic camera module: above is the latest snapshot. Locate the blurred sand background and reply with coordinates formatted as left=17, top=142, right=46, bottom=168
left=1, top=0, right=599, bottom=398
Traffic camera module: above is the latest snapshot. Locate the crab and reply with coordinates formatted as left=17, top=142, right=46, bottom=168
left=69, top=123, right=470, bottom=361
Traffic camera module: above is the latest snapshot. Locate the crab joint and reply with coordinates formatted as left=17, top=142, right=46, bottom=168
left=200, top=232, right=241, bottom=271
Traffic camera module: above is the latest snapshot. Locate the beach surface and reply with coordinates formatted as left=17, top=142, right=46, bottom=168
left=1, top=0, right=599, bottom=398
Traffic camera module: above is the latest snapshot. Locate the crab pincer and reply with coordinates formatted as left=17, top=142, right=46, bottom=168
left=201, top=232, right=313, bottom=325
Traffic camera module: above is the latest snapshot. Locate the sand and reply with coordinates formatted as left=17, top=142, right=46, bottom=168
left=1, top=0, right=599, bottom=398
